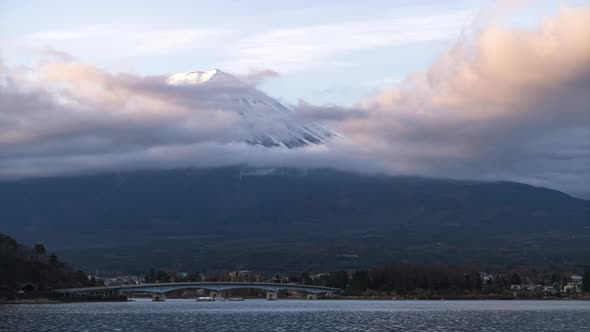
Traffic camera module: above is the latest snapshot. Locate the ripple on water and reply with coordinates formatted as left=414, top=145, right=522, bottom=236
left=1, top=300, right=590, bottom=332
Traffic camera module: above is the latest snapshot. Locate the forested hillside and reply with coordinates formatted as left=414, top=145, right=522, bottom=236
left=1, top=167, right=588, bottom=272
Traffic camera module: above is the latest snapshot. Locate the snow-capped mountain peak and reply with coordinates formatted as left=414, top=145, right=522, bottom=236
left=165, top=69, right=335, bottom=148
left=166, top=69, right=237, bottom=86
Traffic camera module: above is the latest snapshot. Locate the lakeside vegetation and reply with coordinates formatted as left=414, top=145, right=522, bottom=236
left=2, top=232, right=589, bottom=301
left=0, top=233, right=97, bottom=301
left=141, top=265, right=590, bottom=300
left=3, top=168, right=589, bottom=273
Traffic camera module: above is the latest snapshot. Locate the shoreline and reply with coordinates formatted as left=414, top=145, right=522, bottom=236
left=2, top=297, right=588, bottom=304
left=0, top=294, right=129, bottom=304
left=0, top=299, right=61, bottom=304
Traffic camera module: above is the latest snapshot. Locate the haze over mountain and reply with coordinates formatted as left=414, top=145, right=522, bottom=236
left=1, top=168, right=588, bottom=272
left=166, top=69, right=335, bottom=148
left=1, top=3, right=588, bottom=197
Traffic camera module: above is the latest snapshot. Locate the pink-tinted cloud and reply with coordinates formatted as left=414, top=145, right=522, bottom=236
left=300, top=5, right=590, bottom=196
left=1, top=4, right=589, bottom=197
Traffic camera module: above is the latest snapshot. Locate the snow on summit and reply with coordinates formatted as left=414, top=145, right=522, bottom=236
left=166, top=69, right=335, bottom=149
left=166, top=69, right=236, bottom=86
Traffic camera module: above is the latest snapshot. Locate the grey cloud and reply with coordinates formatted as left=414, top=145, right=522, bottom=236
left=1, top=5, right=589, bottom=198
left=35, top=48, right=77, bottom=62
left=0, top=60, right=372, bottom=181
left=237, top=69, right=280, bottom=86
left=324, top=5, right=590, bottom=197
left=293, top=100, right=366, bottom=123
left=0, top=63, right=254, bottom=161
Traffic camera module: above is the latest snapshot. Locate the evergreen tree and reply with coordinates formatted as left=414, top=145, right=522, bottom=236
left=49, top=253, right=59, bottom=266
left=475, top=273, right=483, bottom=290
left=583, top=269, right=590, bottom=293
left=34, top=243, right=46, bottom=256
left=510, top=273, right=522, bottom=285
left=350, top=270, right=369, bottom=291
left=301, top=273, right=313, bottom=285
left=0, top=234, right=18, bottom=255
left=327, top=271, right=349, bottom=289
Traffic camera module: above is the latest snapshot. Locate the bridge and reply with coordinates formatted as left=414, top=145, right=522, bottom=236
left=56, top=282, right=341, bottom=301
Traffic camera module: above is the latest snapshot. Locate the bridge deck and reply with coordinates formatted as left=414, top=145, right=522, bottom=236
left=57, top=282, right=341, bottom=294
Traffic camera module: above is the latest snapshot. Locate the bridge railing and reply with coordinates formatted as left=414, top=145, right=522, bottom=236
left=57, top=281, right=341, bottom=295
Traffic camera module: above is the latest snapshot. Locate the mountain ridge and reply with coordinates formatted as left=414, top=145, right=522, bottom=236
left=166, top=69, right=335, bottom=148
left=1, top=167, right=588, bottom=272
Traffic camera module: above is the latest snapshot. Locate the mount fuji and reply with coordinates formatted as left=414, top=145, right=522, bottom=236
left=166, top=69, right=335, bottom=148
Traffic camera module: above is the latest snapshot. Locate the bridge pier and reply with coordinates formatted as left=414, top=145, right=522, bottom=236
left=266, top=290, right=278, bottom=300
left=306, top=293, right=318, bottom=300
left=57, top=282, right=340, bottom=300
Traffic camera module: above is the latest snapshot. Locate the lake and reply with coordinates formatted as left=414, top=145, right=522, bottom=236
left=1, top=299, right=589, bottom=331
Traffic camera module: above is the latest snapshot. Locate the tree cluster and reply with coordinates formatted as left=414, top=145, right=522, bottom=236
left=0, top=233, right=95, bottom=297
left=313, top=265, right=482, bottom=295
left=308, top=265, right=590, bottom=297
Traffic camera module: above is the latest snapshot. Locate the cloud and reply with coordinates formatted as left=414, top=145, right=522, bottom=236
left=31, top=48, right=77, bottom=62
left=12, top=6, right=473, bottom=74
left=20, top=25, right=231, bottom=61
left=0, top=61, right=263, bottom=162
left=0, top=59, right=364, bottom=177
left=238, top=69, right=280, bottom=86
left=295, top=100, right=366, bottom=123
left=319, top=4, right=590, bottom=196
left=1, top=4, right=589, bottom=197
left=222, top=9, right=474, bottom=72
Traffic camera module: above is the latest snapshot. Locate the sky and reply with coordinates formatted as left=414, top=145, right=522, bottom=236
left=2, top=0, right=584, bottom=105
left=0, top=0, right=589, bottom=197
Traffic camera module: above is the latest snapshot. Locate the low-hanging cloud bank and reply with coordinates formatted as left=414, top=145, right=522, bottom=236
left=0, top=57, right=380, bottom=179
left=1, top=4, right=589, bottom=197
left=298, top=4, right=590, bottom=197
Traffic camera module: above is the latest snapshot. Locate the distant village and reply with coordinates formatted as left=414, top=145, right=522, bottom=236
left=4, top=233, right=588, bottom=302
left=90, top=267, right=590, bottom=300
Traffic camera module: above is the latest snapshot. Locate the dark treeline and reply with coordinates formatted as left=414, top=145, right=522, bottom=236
left=143, top=269, right=260, bottom=283
left=310, top=265, right=483, bottom=295
left=306, top=264, right=590, bottom=297
left=144, top=268, right=202, bottom=283
left=143, top=263, right=589, bottom=298
left=4, top=228, right=588, bottom=301
left=0, top=233, right=95, bottom=298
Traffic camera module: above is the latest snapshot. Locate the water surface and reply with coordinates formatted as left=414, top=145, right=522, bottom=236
left=2, top=299, right=589, bottom=331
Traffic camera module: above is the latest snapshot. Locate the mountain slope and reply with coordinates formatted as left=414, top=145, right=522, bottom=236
left=0, top=167, right=588, bottom=272
left=167, top=69, right=335, bottom=148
